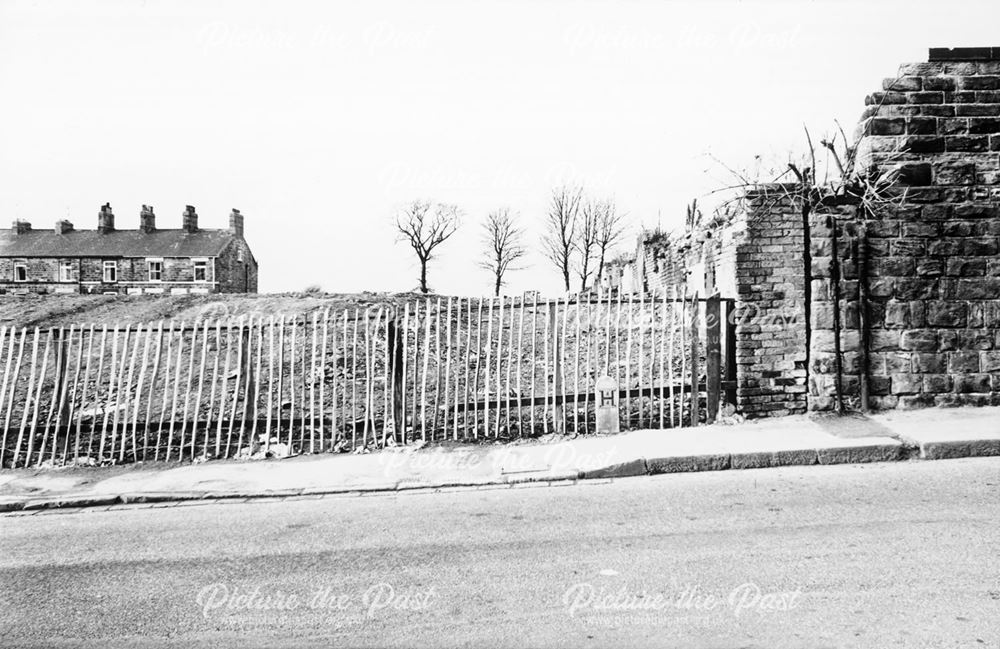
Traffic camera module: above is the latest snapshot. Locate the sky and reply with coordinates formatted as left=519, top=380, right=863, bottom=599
left=1, top=0, right=997, bottom=295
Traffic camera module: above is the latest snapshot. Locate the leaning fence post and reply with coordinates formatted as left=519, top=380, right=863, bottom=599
left=689, top=294, right=700, bottom=427
left=387, top=315, right=405, bottom=444
left=705, top=293, right=721, bottom=424
left=724, top=299, right=738, bottom=409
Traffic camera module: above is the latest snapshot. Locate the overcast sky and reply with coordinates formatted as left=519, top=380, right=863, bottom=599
left=0, top=0, right=996, bottom=295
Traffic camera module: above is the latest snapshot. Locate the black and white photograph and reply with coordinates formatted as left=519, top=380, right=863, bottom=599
left=1, top=1, right=999, bottom=647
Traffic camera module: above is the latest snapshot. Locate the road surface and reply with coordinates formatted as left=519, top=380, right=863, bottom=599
left=2, top=458, right=999, bottom=648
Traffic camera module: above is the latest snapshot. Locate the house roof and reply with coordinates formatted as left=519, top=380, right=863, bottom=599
left=0, top=229, right=237, bottom=258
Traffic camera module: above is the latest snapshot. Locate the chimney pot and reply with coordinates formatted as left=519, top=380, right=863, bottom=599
left=12, top=220, right=31, bottom=235
left=140, top=204, right=156, bottom=233
left=182, top=205, right=198, bottom=233
left=97, top=203, right=115, bottom=233
left=55, top=219, right=73, bottom=235
left=229, top=208, right=244, bottom=237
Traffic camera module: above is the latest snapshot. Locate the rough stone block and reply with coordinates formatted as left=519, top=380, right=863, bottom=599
left=961, top=237, right=999, bottom=256
left=883, top=77, right=922, bottom=92
left=968, top=117, right=1000, bottom=134
left=870, top=118, right=906, bottom=135
left=866, top=91, right=908, bottom=105
left=874, top=257, right=916, bottom=276
left=870, top=375, right=892, bottom=396
left=890, top=373, right=922, bottom=394
left=957, top=76, right=1000, bottom=91
left=900, top=135, right=946, bottom=153
left=938, top=117, right=968, bottom=135
left=933, top=393, right=963, bottom=407
left=906, top=117, right=937, bottom=135
left=908, top=92, right=945, bottom=104
left=926, top=301, right=968, bottom=327
left=946, top=135, right=990, bottom=152
left=883, top=301, right=909, bottom=328
left=981, top=351, right=1000, bottom=372
left=946, top=257, right=987, bottom=276
left=953, top=278, right=1000, bottom=299
left=871, top=395, right=899, bottom=410
left=960, top=329, right=994, bottom=350
left=913, top=260, right=942, bottom=278
left=941, top=221, right=975, bottom=237
left=900, top=329, right=939, bottom=351
left=954, top=373, right=992, bottom=393
left=949, top=350, right=981, bottom=373
left=890, top=239, right=926, bottom=256
left=866, top=220, right=900, bottom=238
left=946, top=90, right=979, bottom=103
left=912, top=352, right=946, bottom=373
left=901, top=222, right=939, bottom=237
left=922, top=77, right=956, bottom=91
left=927, top=239, right=961, bottom=256
left=871, top=329, right=900, bottom=351
left=939, top=330, right=960, bottom=351
left=957, top=104, right=1000, bottom=116
left=922, top=374, right=953, bottom=393
left=894, top=279, right=937, bottom=301
left=898, top=394, right=935, bottom=409
left=885, top=351, right=913, bottom=373
left=934, top=162, right=977, bottom=185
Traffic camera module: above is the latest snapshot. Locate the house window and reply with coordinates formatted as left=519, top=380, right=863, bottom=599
left=236, top=247, right=244, bottom=263
left=147, top=259, right=163, bottom=282
left=103, top=260, right=117, bottom=283
left=59, top=261, right=73, bottom=282
left=13, top=261, right=27, bottom=282
left=193, top=259, right=208, bottom=282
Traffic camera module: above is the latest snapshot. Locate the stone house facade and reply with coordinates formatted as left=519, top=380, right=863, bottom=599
left=0, top=204, right=258, bottom=295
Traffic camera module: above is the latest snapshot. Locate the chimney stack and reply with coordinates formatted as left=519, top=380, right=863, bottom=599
left=229, top=208, right=244, bottom=237
left=97, top=203, right=115, bottom=233
left=12, top=220, right=31, bottom=235
left=140, top=205, right=156, bottom=233
left=55, top=219, right=73, bottom=235
left=182, top=205, right=198, bottom=233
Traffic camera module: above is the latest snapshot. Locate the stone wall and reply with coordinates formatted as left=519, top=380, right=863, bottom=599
left=808, top=48, right=1000, bottom=411
left=214, top=239, right=259, bottom=294
left=632, top=48, right=1000, bottom=416
left=0, top=256, right=223, bottom=295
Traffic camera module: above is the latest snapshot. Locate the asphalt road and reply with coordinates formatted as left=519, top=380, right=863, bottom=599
left=1, top=458, right=999, bottom=649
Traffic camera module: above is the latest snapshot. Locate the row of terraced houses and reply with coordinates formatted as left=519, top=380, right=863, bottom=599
left=0, top=204, right=258, bottom=295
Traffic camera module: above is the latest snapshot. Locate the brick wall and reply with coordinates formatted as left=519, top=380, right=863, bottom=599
left=732, top=187, right=809, bottom=416
left=626, top=188, right=809, bottom=417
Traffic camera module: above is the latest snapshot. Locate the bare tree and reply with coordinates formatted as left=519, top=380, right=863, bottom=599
left=478, top=208, right=528, bottom=296
left=395, top=200, right=462, bottom=293
left=575, top=199, right=601, bottom=292
left=541, top=185, right=583, bottom=292
left=594, top=198, right=627, bottom=290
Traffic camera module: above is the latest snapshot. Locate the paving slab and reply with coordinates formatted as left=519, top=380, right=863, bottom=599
left=870, top=406, right=1000, bottom=460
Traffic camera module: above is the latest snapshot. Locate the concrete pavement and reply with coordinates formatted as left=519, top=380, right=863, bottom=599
left=1, top=459, right=998, bottom=648
left=0, top=407, right=997, bottom=513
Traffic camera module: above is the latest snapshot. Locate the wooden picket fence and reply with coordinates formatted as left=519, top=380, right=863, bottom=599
left=0, top=292, right=735, bottom=469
